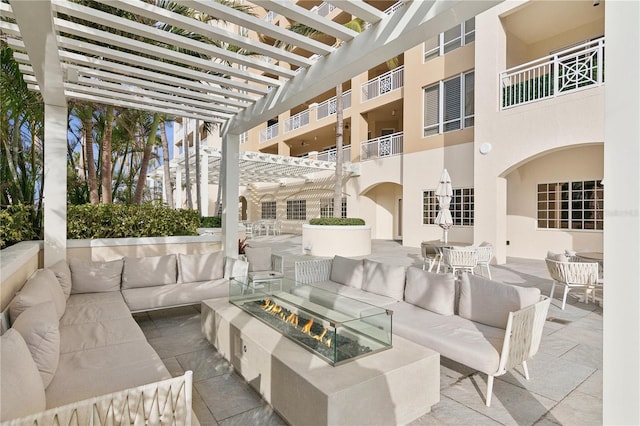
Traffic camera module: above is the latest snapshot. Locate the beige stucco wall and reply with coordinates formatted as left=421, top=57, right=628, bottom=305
left=0, top=241, right=42, bottom=312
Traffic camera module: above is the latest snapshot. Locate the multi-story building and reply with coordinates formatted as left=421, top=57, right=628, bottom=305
left=168, top=0, right=605, bottom=263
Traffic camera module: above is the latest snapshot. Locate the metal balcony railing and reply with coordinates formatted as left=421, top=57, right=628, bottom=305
left=259, top=123, right=279, bottom=143
left=500, top=37, right=605, bottom=109
left=284, top=109, right=310, bottom=133
left=310, top=2, right=335, bottom=17
left=316, top=89, right=352, bottom=120
left=361, top=66, right=404, bottom=102
left=361, top=132, right=403, bottom=161
left=317, top=146, right=351, bottom=163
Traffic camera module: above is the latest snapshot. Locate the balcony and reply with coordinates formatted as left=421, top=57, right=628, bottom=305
left=259, top=123, right=279, bottom=143
left=284, top=109, right=310, bottom=133
left=361, top=66, right=404, bottom=102
left=500, top=38, right=605, bottom=109
left=317, top=146, right=351, bottom=163
left=361, top=132, right=403, bottom=161
left=310, top=2, right=335, bottom=17
left=316, top=90, right=352, bottom=121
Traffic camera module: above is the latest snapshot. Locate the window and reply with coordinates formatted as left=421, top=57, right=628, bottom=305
left=320, top=198, right=347, bottom=218
left=239, top=132, right=248, bottom=144
left=261, top=201, right=276, bottom=220
left=423, top=71, right=474, bottom=136
left=423, top=188, right=474, bottom=226
left=424, top=18, right=475, bottom=61
left=537, top=181, right=603, bottom=230
left=286, top=199, right=306, bottom=220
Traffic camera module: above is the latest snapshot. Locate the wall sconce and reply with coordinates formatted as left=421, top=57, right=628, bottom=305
left=391, top=109, right=396, bottom=116
left=479, top=142, right=492, bottom=155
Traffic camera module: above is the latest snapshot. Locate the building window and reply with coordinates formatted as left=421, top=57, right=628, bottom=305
left=423, top=188, right=474, bottom=226
left=286, top=199, right=306, bottom=220
left=239, top=132, right=248, bottom=144
left=424, top=18, right=475, bottom=62
left=320, top=198, right=347, bottom=218
left=537, top=181, right=603, bottom=230
left=423, top=71, right=474, bottom=137
left=261, top=201, right=276, bottom=220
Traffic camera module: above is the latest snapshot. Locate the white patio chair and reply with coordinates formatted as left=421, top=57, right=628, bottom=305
left=545, top=258, right=599, bottom=310
left=272, top=220, right=282, bottom=235
left=442, top=247, right=478, bottom=275
left=421, top=243, right=443, bottom=272
left=475, top=243, right=493, bottom=279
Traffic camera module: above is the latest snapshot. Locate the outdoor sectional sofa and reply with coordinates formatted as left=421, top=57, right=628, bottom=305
left=294, top=255, right=551, bottom=407
left=0, top=251, right=247, bottom=425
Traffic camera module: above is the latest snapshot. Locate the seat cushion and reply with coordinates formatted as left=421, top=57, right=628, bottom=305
left=0, top=329, right=46, bottom=421
left=404, top=267, right=456, bottom=315
left=11, top=301, right=60, bottom=388
left=48, top=260, right=73, bottom=299
left=122, top=254, right=177, bottom=289
left=122, top=279, right=229, bottom=311
left=362, top=259, right=406, bottom=301
left=69, top=258, right=124, bottom=293
left=245, top=247, right=272, bottom=272
left=177, top=252, right=224, bottom=283
left=9, top=268, right=66, bottom=322
left=330, top=256, right=364, bottom=289
left=458, top=274, right=541, bottom=329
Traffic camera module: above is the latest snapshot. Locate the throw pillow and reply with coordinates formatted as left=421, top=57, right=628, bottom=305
left=122, top=254, right=178, bottom=289
left=458, top=274, right=541, bottom=329
left=546, top=251, right=568, bottom=262
left=244, top=247, right=272, bottom=272
left=404, top=267, right=456, bottom=315
left=362, top=259, right=406, bottom=301
left=48, top=259, right=73, bottom=300
left=11, top=301, right=60, bottom=388
left=0, top=329, right=47, bottom=421
left=177, top=252, right=225, bottom=283
left=69, top=258, right=124, bottom=293
left=330, top=256, right=364, bottom=289
left=8, top=269, right=61, bottom=323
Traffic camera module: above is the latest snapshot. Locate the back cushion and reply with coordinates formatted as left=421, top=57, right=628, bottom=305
left=546, top=250, right=568, bottom=262
left=9, top=268, right=65, bottom=322
left=404, top=267, right=456, bottom=315
left=11, top=301, right=60, bottom=388
left=0, top=329, right=46, bottom=421
left=362, top=259, right=406, bottom=301
left=69, top=258, right=124, bottom=294
left=458, top=274, right=541, bottom=329
left=177, top=252, right=224, bottom=283
left=245, top=247, right=272, bottom=272
left=48, top=260, right=72, bottom=300
left=330, top=256, right=364, bottom=289
left=122, top=254, right=178, bottom=289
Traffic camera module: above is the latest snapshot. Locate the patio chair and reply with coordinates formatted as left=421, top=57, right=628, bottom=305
left=475, top=243, right=493, bottom=279
left=545, top=258, right=599, bottom=310
left=442, top=247, right=478, bottom=275
left=272, top=220, right=282, bottom=235
left=244, top=246, right=284, bottom=282
left=421, top=243, right=443, bottom=272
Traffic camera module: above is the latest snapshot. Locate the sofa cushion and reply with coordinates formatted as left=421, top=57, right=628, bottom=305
left=177, top=252, right=224, bottom=283
left=121, top=254, right=177, bottom=289
left=245, top=247, right=272, bottom=272
left=48, top=260, right=73, bottom=299
left=330, top=256, right=364, bottom=289
left=0, top=329, right=47, bottom=421
left=546, top=250, right=568, bottom=262
left=11, top=301, right=60, bottom=388
left=458, top=274, right=541, bottom=329
left=9, top=268, right=66, bottom=322
left=404, top=267, right=456, bottom=315
left=362, top=259, right=406, bottom=301
left=69, top=258, right=124, bottom=293
left=122, top=279, right=228, bottom=312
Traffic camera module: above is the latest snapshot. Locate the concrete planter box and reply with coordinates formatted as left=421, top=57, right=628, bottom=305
left=302, top=224, right=371, bottom=257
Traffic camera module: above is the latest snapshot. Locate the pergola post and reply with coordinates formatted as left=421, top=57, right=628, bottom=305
left=175, top=165, right=183, bottom=209
left=221, top=132, right=239, bottom=258
left=200, top=151, right=209, bottom=216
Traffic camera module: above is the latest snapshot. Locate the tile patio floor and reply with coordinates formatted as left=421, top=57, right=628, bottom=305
left=134, top=235, right=602, bottom=425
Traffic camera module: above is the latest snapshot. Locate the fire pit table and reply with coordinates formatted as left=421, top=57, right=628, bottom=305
left=201, top=278, right=440, bottom=425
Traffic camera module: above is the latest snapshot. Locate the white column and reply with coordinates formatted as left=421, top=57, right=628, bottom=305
left=175, top=165, right=183, bottom=209
left=603, top=1, right=640, bottom=424
left=200, top=151, right=209, bottom=216
left=43, top=104, right=68, bottom=266
left=221, top=133, right=239, bottom=258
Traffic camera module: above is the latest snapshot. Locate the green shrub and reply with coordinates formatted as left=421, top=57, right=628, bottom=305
left=67, top=204, right=200, bottom=239
left=0, top=204, right=38, bottom=249
left=201, top=216, right=222, bottom=228
left=309, top=217, right=366, bottom=226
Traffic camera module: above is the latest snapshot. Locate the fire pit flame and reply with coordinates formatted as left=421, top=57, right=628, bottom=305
left=301, top=318, right=314, bottom=334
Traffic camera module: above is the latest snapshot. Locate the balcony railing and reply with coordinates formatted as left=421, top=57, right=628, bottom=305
left=361, top=132, right=403, bottom=161
left=317, top=146, right=351, bottom=163
left=284, top=109, right=310, bottom=133
left=310, top=2, right=335, bottom=17
left=259, top=123, right=279, bottom=143
left=316, top=89, right=352, bottom=120
left=361, top=66, right=404, bottom=102
left=500, top=38, right=605, bottom=109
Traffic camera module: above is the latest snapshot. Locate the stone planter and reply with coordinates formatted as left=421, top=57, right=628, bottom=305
left=302, top=224, right=372, bottom=257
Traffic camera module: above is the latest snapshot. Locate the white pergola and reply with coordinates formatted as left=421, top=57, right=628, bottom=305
left=2, top=2, right=639, bottom=420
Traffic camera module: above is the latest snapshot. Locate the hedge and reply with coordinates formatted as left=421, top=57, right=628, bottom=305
left=309, top=217, right=366, bottom=226
left=67, top=204, right=200, bottom=239
left=0, top=204, right=39, bottom=249
left=201, top=216, right=222, bottom=228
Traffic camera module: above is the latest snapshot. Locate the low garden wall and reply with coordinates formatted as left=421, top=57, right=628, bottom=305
left=302, top=224, right=372, bottom=257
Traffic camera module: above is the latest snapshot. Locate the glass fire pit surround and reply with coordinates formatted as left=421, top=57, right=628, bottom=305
left=229, top=277, right=392, bottom=365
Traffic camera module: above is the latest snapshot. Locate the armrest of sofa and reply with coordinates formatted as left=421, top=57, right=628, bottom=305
left=5, top=372, right=193, bottom=426
left=294, top=259, right=332, bottom=284
left=224, top=257, right=249, bottom=281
